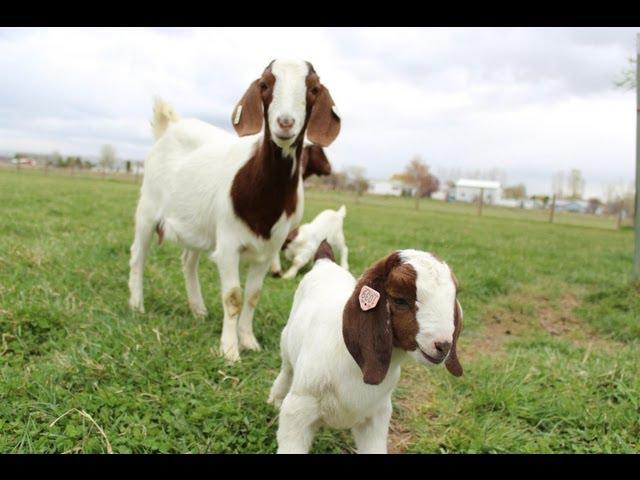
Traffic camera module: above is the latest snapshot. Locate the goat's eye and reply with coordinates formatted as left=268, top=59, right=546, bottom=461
left=310, top=86, right=320, bottom=95
left=393, top=298, right=409, bottom=307
left=259, top=81, right=268, bottom=91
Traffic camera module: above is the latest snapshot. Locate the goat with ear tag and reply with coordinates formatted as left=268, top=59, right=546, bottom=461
left=269, top=247, right=463, bottom=453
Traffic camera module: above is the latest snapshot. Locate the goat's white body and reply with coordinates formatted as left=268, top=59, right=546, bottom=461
left=142, top=119, right=302, bottom=256
left=268, top=259, right=404, bottom=453
left=278, top=206, right=348, bottom=279
left=129, top=112, right=304, bottom=361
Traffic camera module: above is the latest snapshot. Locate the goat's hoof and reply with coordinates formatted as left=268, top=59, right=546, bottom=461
left=219, top=343, right=241, bottom=363
left=267, top=393, right=283, bottom=409
left=239, top=334, right=262, bottom=352
left=129, top=298, right=145, bottom=313
left=271, top=271, right=283, bottom=278
left=189, top=304, right=208, bottom=318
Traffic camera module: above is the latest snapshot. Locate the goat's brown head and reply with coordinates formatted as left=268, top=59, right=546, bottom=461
left=342, top=250, right=463, bottom=385
left=231, top=59, right=341, bottom=150
left=301, top=144, right=332, bottom=180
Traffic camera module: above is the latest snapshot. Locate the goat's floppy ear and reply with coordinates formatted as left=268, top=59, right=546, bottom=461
left=301, top=145, right=332, bottom=180
left=232, top=79, right=264, bottom=136
left=307, top=86, right=341, bottom=147
left=445, top=299, right=464, bottom=377
left=342, top=254, right=397, bottom=385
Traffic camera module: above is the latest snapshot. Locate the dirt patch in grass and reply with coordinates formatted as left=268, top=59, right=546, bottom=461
left=479, top=287, right=623, bottom=354
left=387, top=282, right=623, bottom=453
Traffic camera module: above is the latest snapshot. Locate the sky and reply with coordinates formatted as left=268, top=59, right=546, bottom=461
left=0, top=27, right=638, bottom=198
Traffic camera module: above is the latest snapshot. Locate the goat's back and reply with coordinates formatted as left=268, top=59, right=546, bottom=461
left=281, top=259, right=354, bottom=368
left=141, top=118, right=260, bottom=203
left=290, top=208, right=345, bottom=251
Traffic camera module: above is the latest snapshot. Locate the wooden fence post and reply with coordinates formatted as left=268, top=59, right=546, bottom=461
left=549, top=194, right=556, bottom=223
left=617, top=203, right=624, bottom=230
left=477, top=188, right=484, bottom=216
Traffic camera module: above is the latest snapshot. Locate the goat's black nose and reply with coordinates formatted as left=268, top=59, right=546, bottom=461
left=434, top=341, right=451, bottom=356
left=277, top=115, right=295, bottom=129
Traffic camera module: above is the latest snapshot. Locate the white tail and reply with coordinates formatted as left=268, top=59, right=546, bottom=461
left=337, top=204, right=347, bottom=217
left=151, top=97, right=179, bottom=140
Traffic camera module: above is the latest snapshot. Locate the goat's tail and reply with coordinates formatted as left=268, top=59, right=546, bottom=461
left=337, top=204, right=347, bottom=218
left=151, top=97, right=179, bottom=140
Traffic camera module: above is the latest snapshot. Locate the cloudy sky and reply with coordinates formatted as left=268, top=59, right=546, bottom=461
left=0, top=27, right=638, bottom=197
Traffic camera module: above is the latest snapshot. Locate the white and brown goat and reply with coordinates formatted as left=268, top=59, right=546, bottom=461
left=128, top=59, right=341, bottom=362
left=268, top=243, right=463, bottom=453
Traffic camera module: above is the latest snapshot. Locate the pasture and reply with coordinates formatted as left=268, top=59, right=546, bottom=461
left=1, top=168, right=638, bottom=453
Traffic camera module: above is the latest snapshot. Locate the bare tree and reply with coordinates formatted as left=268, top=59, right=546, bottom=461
left=552, top=171, right=565, bottom=199
left=99, top=144, right=117, bottom=174
left=503, top=183, right=527, bottom=199
left=343, top=166, right=369, bottom=200
left=586, top=197, right=602, bottom=214
left=615, top=57, right=637, bottom=90
left=403, top=156, right=440, bottom=198
left=567, top=169, right=585, bottom=200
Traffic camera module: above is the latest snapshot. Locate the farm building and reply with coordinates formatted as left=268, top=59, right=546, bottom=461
left=368, top=179, right=415, bottom=196
left=453, top=179, right=502, bottom=205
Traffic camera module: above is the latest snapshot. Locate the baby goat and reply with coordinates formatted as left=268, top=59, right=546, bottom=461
left=128, top=59, right=341, bottom=362
left=268, top=242, right=463, bottom=453
left=272, top=205, right=349, bottom=279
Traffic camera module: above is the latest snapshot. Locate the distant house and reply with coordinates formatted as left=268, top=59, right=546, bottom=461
left=495, top=198, right=544, bottom=210
left=430, top=190, right=448, bottom=201
left=368, top=179, right=415, bottom=196
left=453, top=179, right=502, bottom=205
left=11, top=157, right=37, bottom=166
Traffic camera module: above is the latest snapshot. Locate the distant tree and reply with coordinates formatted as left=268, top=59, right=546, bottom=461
left=531, top=194, right=550, bottom=207
left=343, top=166, right=369, bottom=195
left=99, top=144, right=117, bottom=172
left=50, top=151, right=62, bottom=166
left=403, top=156, right=440, bottom=198
left=587, top=197, right=602, bottom=214
left=324, top=171, right=348, bottom=191
left=567, top=169, right=585, bottom=200
left=503, top=183, right=527, bottom=199
left=551, top=171, right=565, bottom=198
left=390, top=172, right=409, bottom=183
left=615, top=57, right=637, bottom=90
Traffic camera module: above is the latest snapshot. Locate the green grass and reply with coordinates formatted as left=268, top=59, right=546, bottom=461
left=1, top=169, right=638, bottom=453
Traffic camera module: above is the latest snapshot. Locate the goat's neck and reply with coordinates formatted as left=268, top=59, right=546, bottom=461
left=254, top=138, right=301, bottom=181
left=230, top=136, right=303, bottom=240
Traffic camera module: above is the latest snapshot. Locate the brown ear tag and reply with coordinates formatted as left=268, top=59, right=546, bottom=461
left=359, top=285, right=381, bottom=311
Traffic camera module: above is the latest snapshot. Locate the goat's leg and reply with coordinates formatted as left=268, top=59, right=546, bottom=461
left=238, top=259, right=270, bottom=352
left=268, top=350, right=293, bottom=409
left=351, top=398, right=392, bottom=454
left=270, top=252, right=283, bottom=277
left=276, top=393, right=320, bottom=454
left=212, top=247, right=242, bottom=362
left=281, top=251, right=311, bottom=280
left=128, top=210, right=155, bottom=313
left=181, top=249, right=207, bottom=317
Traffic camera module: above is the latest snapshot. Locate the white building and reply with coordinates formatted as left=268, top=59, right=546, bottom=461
left=453, top=179, right=502, bottom=204
left=368, top=179, right=415, bottom=196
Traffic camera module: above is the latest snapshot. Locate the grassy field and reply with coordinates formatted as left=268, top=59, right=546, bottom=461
left=1, top=168, right=639, bottom=453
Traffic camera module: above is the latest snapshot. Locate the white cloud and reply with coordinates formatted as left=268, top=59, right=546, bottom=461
left=0, top=26, right=637, bottom=198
